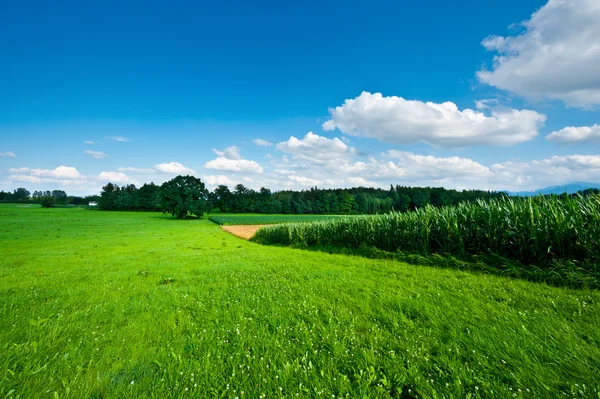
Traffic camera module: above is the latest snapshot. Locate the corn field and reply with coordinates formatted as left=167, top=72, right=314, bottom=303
left=252, top=195, right=600, bottom=267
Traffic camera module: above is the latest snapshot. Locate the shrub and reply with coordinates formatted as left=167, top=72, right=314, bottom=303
left=40, top=196, right=56, bottom=208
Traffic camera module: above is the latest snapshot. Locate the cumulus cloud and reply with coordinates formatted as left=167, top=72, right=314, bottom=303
left=97, top=171, right=131, bottom=183
left=489, top=155, right=600, bottom=189
left=5, top=166, right=93, bottom=192
left=9, top=166, right=83, bottom=179
left=106, top=136, right=130, bottom=142
left=343, top=153, right=600, bottom=191
left=322, top=92, right=545, bottom=147
left=288, top=175, right=322, bottom=187
left=383, top=151, right=492, bottom=180
left=0, top=152, right=16, bottom=157
left=347, top=177, right=377, bottom=187
left=205, top=157, right=263, bottom=173
left=276, top=132, right=357, bottom=164
left=154, top=162, right=196, bottom=174
left=546, top=124, right=600, bottom=144
left=253, top=138, right=273, bottom=147
left=212, top=146, right=242, bottom=160
left=84, top=150, right=108, bottom=159
left=205, top=147, right=263, bottom=173
left=264, top=145, right=600, bottom=192
left=203, top=175, right=235, bottom=186
left=477, top=0, right=600, bottom=108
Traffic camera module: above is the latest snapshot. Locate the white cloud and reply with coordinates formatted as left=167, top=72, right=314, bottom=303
left=9, top=166, right=83, bottom=179
left=546, top=124, right=600, bottom=144
left=477, top=0, right=600, bottom=108
left=0, top=152, right=16, bottom=157
left=347, top=177, right=377, bottom=187
left=84, top=140, right=96, bottom=144
left=288, top=175, right=322, bottom=187
left=4, top=165, right=96, bottom=194
left=261, top=147, right=600, bottom=192
left=205, top=147, right=263, bottom=173
left=322, top=92, right=545, bottom=147
left=203, top=175, right=235, bottom=186
left=154, top=162, right=196, bottom=174
left=84, top=150, right=108, bottom=159
left=97, top=171, right=131, bottom=183
left=7, top=174, right=87, bottom=186
left=276, top=132, right=357, bottom=164
left=8, top=167, right=29, bottom=173
left=490, top=155, right=600, bottom=189
left=106, top=136, right=131, bottom=142
left=117, top=167, right=157, bottom=173
left=383, top=151, right=492, bottom=180
left=205, top=157, right=263, bottom=173
left=212, top=146, right=241, bottom=160
left=253, top=138, right=273, bottom=147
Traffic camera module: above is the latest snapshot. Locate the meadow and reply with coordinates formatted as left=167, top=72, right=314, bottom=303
left=1, top=204, right=600, bottom=398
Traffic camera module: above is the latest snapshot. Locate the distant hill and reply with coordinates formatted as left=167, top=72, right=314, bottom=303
left=507, top=182, right=600, bottom=196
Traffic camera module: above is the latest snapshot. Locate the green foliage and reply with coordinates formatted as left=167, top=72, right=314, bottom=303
left=1, top=204, right=599, bottom=398
left=159, top=175, right=209, bottom=219
left=40, top=196, right=56, bottom=208
left=252, top=195, right=600, bottom=287
left=12, top=187, right=31, bottom=203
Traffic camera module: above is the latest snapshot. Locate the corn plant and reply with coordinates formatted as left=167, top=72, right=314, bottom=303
left=252, top=195, right=600, bottom=268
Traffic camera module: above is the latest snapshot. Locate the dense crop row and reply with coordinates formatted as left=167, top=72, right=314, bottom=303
left=252, top=195, right=600, bottom=267
left=209, top=214, right=346, bottom=225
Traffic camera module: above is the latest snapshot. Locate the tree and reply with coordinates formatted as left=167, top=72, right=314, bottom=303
left=99, top=183, right=119, bottom=210
left=339, top=192, right=355, bottom=214
left=40, top=196, right=56, bottom=208
left=411, top=191, right=431, bottom=209
left=138, top=183, right=161, bottom=211
left=13, top=188, right=30, bottom=203
left=213, top=185, right=234, bottom=212
left=52, top=190, right=68, bottom=204
left=159, top=175, right=209, bottom=219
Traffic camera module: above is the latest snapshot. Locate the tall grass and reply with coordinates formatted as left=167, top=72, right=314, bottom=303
left=252, top=195, right=600, bottom=278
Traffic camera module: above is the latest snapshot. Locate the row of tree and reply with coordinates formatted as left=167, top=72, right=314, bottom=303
left=97, top=178, right=506, bottom=215
left=5, top=177, right=597, bottom=218
left=0, top=188, right=100, bottom=205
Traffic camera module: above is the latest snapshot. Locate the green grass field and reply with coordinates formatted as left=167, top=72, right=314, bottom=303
left=209, top=214, right=348, bottom=226
left=1, top=204, right=599, bottom=398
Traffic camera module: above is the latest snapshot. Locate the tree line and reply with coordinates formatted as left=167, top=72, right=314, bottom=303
left=0, top=188, right=100, bottom=206
left=97, top=178, right=507, bottom=214
left=5, top=178, right=598, bottom=217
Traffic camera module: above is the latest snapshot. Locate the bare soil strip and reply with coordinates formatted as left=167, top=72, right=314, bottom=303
left=221, top=225, right=270, bottom=240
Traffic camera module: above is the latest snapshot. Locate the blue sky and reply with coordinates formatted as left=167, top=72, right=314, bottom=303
left=1, top=0, right=599, bottom=195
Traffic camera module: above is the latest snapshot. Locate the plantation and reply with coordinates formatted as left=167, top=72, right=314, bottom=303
left=1, top=204, right=600, bottom=398
left=253, top=195, right=600, bottom=289
left=209, top=214, right=347, bottom=226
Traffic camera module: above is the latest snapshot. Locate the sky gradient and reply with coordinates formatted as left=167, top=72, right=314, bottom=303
left=1, top=0, right=599, bottom=195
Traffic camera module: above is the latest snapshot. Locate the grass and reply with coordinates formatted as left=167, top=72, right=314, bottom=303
left=1, top=204, right=599, bottom=398
left=209, top=214, right=348, bottom=226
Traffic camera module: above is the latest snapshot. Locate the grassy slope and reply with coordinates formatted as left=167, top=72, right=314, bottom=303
left=0, top=205, right=598, bottom=399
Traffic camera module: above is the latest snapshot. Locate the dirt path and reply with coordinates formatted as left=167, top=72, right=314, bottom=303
left=221, top=225, right=270, bottom=240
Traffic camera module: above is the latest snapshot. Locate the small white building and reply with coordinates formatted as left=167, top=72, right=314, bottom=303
left=88, top=201, right=98, bottom=207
